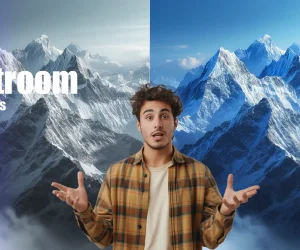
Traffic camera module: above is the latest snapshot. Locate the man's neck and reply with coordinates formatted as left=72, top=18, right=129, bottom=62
left=142, top=143, right=173, bottom=168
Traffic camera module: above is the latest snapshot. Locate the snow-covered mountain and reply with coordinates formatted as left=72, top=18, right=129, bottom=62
left=260, top=48, right=298, bottom=79
left=260, top=47, right=300, bottom=94
left=102, top=61, right=150, bottom=95
left=0, top=35, right=147, bottom=249
left=0, top=49, right=25, bottom=122
left=177, top=65, right=204, bottom=89
left=66, top=42, right=123, bottom=76
left=36, top=48, right=140, bottom=135
left=173, top=39, right=300, bottom=241
left=174, top=47, right=298, bottom=149
left=0, top=42, right=144, bottom=240
left=12, top=35, right=62, bottom=74
left=180, top=97, right=300, bottom=239
left=0, top=95, right=142, bottom=238
left=66, top=42, right=83, bottom=55
left=2, top=35, right=149, bottom=139
left=235, top=35, right=285, bottom=76
left=0, top=48, right=24, bottom=72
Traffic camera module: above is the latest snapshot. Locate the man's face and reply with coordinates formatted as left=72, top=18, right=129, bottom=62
left=137, top=100, right=178, bottom=150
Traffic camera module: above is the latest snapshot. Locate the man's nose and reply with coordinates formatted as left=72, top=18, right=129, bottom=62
left=154, top=118, right=163, bottom=129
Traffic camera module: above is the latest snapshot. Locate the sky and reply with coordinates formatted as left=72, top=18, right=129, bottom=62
left=151, top=0, right=300, bottom=69
left=0, top=0, right=149, bottom=65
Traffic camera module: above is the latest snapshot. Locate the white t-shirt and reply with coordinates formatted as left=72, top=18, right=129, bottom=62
left=144, top=160, right=173, bottom=250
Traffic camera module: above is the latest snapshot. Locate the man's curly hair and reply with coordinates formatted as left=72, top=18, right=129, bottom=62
left=130, top=83, right=183, bottom=122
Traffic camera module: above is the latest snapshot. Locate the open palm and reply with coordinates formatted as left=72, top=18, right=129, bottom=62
left=220, top=174, right=260, bottom=215
left=52, top=171, right=88, bottom=212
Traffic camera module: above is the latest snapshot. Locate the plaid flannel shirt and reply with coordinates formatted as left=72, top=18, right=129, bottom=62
left=74, top=145, right=235, bottom=249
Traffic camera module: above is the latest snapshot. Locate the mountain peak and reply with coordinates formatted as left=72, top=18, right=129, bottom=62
left=217, top=47, right=229, bottom=57
left=200, top=47, right=245, bottom=81
left=67, top=42, right=83, bottom=54
left=236, top=35, right=285, bottom=76
left=35, top=34, right=50, bottom=44
left=218, top=47, right=226, bottom=52
left=61, top=47, right=76, bottom=60
left=12, top=35, right=62, bottom=74
left=40, top=34, right=49, bottom=40
left=213, top=47, right=236, bottom=62
left=285, top=47, right=296, bottom=57
left=258, top=34, right=272, bottom=44
left=29, top=34, right=58, bottom=52
left=289, top=42, right=300, bottom=55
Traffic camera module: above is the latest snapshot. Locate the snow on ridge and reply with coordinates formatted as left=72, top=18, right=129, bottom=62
left=0, top=48, right=24, bottom=72
left=255, top=34, right=285, bottom=60
left=175, top=43, right=299, bottom=150
left=260, top=48, right=298, bottom=78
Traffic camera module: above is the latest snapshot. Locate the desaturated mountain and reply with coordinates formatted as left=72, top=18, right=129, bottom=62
left=103, top=61, right=150, bottom=94
left=0, top=44, right=144, bottom=248
left=178, top=64, right=204, bottom=89
left=0, top=34, right=150, bottom=249
left=12, top=35, right=62, bottom=74
left=3, top=34, right=149, bottom=138
left=235, top=34, right=285, bottom=76
left=39, top=48, right=138, bottom=135
left=174, top=48, right=299, bottom=149
left=260, top=47, right=300, bottom=95
left=180, top=97, right=300, bottom=240
left=0, top=48, right=23, bottom=72
left=132, top=61, right=150, bottom=82
left=66, top=42, right=123, bottom=76
left=66, top=42, right=83, bottom=55
left=124, top=61, right=150, bottom=91
left=0, top=95, right=142, bottom=247
left=0, top=49, right=24, bottom=122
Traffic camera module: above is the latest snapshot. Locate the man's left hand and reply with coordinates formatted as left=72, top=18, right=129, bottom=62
left=220, top=174, right=260, bottom=216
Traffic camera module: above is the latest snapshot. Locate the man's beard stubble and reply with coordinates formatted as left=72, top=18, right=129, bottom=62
left=144, top=136, right=172, bottom=150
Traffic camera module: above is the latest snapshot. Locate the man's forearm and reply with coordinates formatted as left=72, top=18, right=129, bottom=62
left=200, top=202, right=235, bottom=249
left=74, top=201, right=113, bottom=249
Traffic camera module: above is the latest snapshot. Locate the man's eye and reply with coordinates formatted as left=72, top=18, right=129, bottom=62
left=162, top=114, right=169, bottom=119
left=146, top=116, right=152, bottom=120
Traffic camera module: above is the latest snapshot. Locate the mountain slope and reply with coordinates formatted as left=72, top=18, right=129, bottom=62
left=235, top=35, right=285, bottom=76
left=181, top=98, right=300, bottom=239
left=175, top=48, right=298, bottom=148
left=12, top=35, right=62, bottom=74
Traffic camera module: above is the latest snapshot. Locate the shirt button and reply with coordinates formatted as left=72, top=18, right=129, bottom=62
left=144, top=173, right=147, bottom=178
left=138, top=225, right=142, bottom=229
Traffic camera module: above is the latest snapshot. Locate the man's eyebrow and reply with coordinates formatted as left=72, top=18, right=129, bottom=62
left=142, top=108, right=171, bottom=115
left=160, top=108, right=171, bottom=113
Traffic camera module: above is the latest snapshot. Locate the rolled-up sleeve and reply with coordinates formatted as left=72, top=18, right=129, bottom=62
left=74, top=168, right=113, bottom=249
left=200, top=166, right=235, bottom=249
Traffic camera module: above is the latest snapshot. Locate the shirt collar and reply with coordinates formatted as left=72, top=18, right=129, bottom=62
left=133, top=144, right=185, bottom=165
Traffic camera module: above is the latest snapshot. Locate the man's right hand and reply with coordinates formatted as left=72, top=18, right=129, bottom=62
left=52, top=171, right=89, bottom=212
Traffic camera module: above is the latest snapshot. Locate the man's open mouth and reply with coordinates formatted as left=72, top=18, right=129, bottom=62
left=152, top=132, right=164, bottom=139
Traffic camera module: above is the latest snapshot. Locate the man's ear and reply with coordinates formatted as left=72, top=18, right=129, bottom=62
left=137, top=120, right=141, bottom=132
left=174, top=117, right=178, bottom=130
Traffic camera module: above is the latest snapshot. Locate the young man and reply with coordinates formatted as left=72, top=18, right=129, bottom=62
left=52, top=84, right=260, bottom=250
